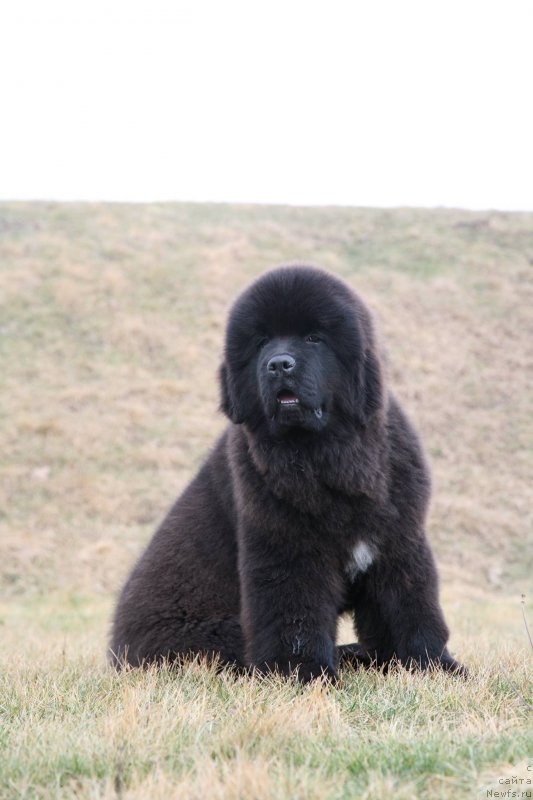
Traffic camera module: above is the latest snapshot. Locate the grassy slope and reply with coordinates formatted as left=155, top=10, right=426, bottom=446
left=0, top=202, right=531, bottom=798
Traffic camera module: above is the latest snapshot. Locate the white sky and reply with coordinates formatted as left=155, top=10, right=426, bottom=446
left=1, top=0, right=532, bottom=210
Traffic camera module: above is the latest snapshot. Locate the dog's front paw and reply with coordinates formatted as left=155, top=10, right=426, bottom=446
left=294, top=659, right=337, bottom=684
left=337, top=642, right=374, bottom=669
left=437, top=653, right=468, bottom=677
left=402, top=650, right=468, bottom=678
left=254, top=657, right=337, bottom=684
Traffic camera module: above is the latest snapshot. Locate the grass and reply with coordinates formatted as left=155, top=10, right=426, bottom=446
left=0, top=201, right=532, bottom=798
left=1, top=612, right=531, bottom=799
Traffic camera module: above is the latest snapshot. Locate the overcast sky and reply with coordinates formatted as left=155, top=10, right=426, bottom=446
left=1, top=0, right=532, bottom=209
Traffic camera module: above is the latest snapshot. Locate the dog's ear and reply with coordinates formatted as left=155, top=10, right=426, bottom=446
left=362, top=347, right=384, bottom=421
left=354, top=347, right=384, bottom=426
left=219, top=362, right=245, bottom=423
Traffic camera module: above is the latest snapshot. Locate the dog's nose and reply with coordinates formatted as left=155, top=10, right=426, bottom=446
left=267, top=354, right=296, bottom=375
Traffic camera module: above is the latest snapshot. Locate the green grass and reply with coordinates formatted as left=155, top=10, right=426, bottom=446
left=0, top=201, right=532, bottom=798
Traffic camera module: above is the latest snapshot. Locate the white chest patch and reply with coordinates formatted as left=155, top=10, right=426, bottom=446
left=345, top=541, right=374, bottom=581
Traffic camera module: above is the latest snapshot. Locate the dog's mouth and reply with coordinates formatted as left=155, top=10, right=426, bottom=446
left=277, top=390, right=300, bottom=406
left=275, top=390, right=324, bottom=421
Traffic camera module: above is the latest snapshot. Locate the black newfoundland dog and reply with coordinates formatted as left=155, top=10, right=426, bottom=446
left=111, top=265, right=464, bottom=680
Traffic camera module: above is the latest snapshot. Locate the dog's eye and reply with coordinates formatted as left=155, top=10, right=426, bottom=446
left=256, top=337, right=269, bottom=350
left=305, top=334, right=321, bottom=343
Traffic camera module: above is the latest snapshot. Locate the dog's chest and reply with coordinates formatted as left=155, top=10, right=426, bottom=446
left=344, top=541, right=374, bottom=582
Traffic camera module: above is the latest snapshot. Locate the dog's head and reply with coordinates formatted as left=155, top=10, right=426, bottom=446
left=220, top=265, right=384, bottom=436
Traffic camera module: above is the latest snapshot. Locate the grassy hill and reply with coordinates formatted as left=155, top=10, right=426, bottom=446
left=1, top=202, right=531, bottom=798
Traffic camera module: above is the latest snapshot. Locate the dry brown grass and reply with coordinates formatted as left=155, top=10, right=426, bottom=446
left=2, top=204, right=531, bottom=597
left=1, top=611, right=530, bottom=799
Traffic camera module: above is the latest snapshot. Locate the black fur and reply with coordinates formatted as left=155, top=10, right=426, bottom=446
left=110, top=266, right=465, bottom=680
